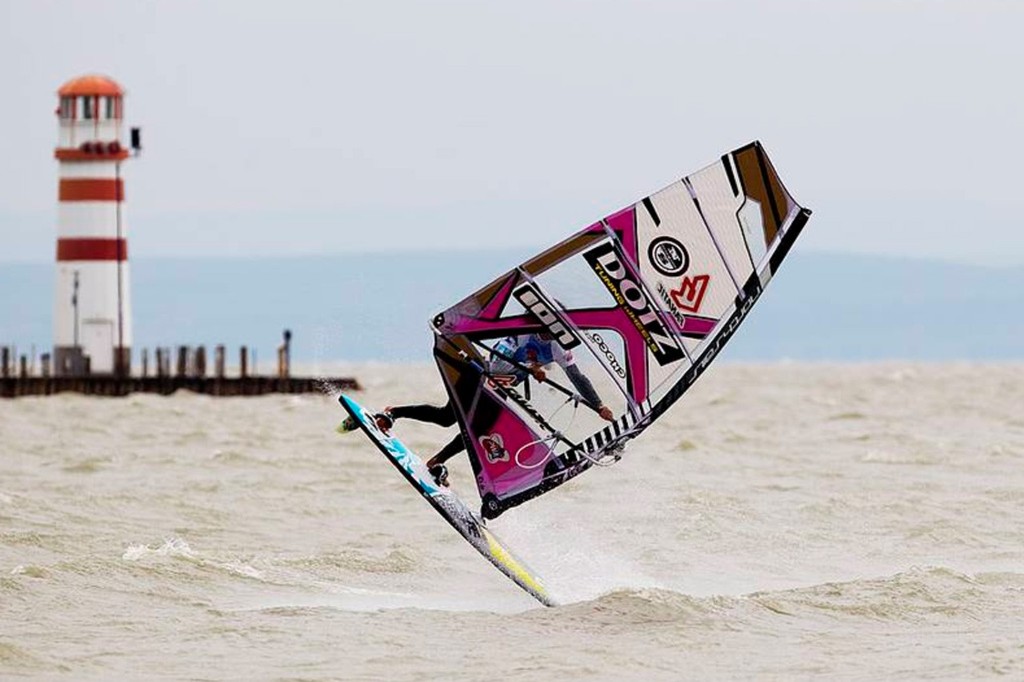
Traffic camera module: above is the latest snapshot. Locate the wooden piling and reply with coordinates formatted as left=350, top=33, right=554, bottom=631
left=176, top=346, right=188, bottom=377
left=278, top=329, right=292, bottom=379
left=240, top=346, right=248, bottom=379
left=215, top=345, right=225, bottom=379
left=114, top=347, right=130, bottom=378
left=195, top=346, right=206, bottom=378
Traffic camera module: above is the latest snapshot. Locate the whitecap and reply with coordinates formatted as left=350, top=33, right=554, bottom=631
left=122, top=537, right=194, bottom=561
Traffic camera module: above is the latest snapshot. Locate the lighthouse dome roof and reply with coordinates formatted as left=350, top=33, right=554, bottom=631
left=58, top=75, right=124, bottom=97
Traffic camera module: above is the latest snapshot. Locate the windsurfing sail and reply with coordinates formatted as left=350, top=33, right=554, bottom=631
left=431, top=141, right=811, bottom=519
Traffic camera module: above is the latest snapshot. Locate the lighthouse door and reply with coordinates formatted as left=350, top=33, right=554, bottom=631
left=82, top=319, right=115, bottom=374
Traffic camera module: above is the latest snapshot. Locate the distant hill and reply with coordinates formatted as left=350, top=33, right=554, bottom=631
left=1, top=251, right=1021, bottom=363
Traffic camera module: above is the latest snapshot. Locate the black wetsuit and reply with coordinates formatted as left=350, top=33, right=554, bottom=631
left=389, top=402, right=465, bottom=464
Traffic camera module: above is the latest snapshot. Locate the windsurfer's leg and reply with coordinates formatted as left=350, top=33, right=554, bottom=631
left=388, top=401, right=457, bottom=428
left=424, top=435, right=465, bottom=488
left=426, top=433, right=465, bottom=468
left=386, top=402, right=461, bottom=487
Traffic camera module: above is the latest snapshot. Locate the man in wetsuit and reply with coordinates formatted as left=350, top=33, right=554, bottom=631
left=360, top=333, right=614, bottom=486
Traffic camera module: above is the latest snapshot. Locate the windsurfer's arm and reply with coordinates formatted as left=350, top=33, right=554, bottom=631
left=564, top=364, right=612, bottom=419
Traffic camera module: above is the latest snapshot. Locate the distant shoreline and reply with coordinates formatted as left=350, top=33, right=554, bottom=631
left=3, top=251, right=1022, bottom=363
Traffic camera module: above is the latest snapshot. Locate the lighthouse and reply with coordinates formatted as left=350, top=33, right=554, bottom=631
left=53, top=75, right=139, bottom=376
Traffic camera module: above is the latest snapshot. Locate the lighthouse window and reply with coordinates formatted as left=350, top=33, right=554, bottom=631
left=80, top=96, right=94, bottom=120
left=104, top=96, right=116, bottom=120
left=60, top=97, right=74, bottom=119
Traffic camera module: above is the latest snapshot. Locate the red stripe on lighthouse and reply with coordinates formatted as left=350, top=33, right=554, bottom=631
left=59, top=178, right=124, bottom=201
left=55, top=148, right=130, bottom=162
left=57, top=238, right=128, bottom=261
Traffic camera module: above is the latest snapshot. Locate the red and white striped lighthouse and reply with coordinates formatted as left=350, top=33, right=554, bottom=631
left=53, top=74, right=138, bottom=376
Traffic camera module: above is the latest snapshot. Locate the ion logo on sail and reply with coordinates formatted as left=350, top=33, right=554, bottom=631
left=583, top=243, right=685, bottom=366
left=513, top=284, right=580, bottom=350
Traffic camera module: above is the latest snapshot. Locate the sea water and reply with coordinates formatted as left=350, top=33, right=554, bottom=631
left=2, top=362, right=1023, bottom=680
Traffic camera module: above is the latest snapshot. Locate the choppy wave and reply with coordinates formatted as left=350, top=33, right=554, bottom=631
left=747, top=566, right=1002, bottom=621
left=121, top=537, right=266, bottom=581
left=520, top=566, right=1024, bottom=626
left=0, top=641, right=48, bottom=670
left=280, top=549, right=420, bottom=575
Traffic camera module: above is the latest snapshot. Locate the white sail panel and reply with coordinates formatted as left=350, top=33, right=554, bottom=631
left=686, top=160, right=758, bottom=279
left=638, top=181, right=739, bottom=358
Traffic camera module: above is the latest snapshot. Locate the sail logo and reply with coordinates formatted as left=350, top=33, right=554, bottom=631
left=669, top=274, right=710, bottom=313
left=486, top=374, right=517, bottom=389
left=648, top=236, right=690, bottom=277
left=583, top=243, right=685, bottom=366
left=585, top=331, right=627, bottom=379
left=479, top=433, right=510, bottom=463
left=513, top=285, right=580, bottom=350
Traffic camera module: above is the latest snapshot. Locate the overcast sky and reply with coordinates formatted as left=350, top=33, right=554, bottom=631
left=1, top=0, right=1021, bottom=265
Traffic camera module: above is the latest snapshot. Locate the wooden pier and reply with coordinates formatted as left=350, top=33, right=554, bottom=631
left=0, top=375, right=358, bottom=398
left=0, top=341, right=360, bottom=398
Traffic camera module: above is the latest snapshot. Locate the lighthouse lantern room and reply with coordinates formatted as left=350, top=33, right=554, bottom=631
left=53, top=74, right=138, bottom=376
